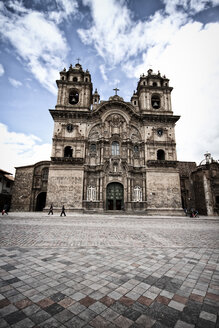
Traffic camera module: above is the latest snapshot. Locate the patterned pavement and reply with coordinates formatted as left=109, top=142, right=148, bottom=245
left=0, top=213, right=219, bottom=327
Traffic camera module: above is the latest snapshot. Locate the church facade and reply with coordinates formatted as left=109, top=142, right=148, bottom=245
left=12, top=63, right=184, bottom=215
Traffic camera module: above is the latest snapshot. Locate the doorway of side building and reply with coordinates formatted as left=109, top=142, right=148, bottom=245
left=35, top=192, right=47, bottom=211
left=106, top=182, right=124, bottom=210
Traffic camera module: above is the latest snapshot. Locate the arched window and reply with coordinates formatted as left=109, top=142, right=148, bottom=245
left=157, top=149, right=165, bottom=160
left=64, top=146, right=73, bottom=158
left=42, top=168, right=48, bottom=181
left=134, top=145, right=139, bottom=153
left=134, top=100, right=136, bottom=105
left=69, top=90, right=79, bottom=105
left=62, top=76, right=64, bottom=81
left=90, top=143, right=96, bottom=152
left=133, top=186, right=142, bottom=202
left=85, top=77, right=88, bottom=82
left=73, top=77, right=78, bottom=82
left=87, top=186, right=96, bottom=201
left=112, top=141, right=120, bottom=156
left=151, top=94, right=160, bottom=109
left=153, top=82, right=157, bottom=87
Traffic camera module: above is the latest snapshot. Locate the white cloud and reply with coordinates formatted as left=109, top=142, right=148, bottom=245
left=0, top=123, right=51, bottom=175
left=8, top=77, right=22, bottom=87
left=0, top=1, right=75, bottom=94
left=77, top=0, right=188, bottom=66
left=0, top=63, right=4, bottom=76
left=49, top=0, right=78, bottom=24
left=78, top=0, right=219, bottom=163
left=124, top=22, right=219, bottom=163
left=163, top=0, right=219, bottom=15
left=100, top=64, right=108, bottom=81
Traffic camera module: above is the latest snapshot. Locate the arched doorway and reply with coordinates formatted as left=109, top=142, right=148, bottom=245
left=106, top=183, right=124, bottom=210
left=35, top=192, right=47, bottom=211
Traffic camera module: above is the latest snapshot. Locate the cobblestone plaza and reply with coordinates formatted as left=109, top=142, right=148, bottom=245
left=0, top=214, right=219, bottom=327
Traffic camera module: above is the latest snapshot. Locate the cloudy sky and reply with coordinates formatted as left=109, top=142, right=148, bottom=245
left=0, top=0, right=219, bottom=175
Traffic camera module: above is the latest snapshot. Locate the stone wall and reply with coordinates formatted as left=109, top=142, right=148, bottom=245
left=146, top=169, right=183, bottom=215
left=11, top=166, right=34, bottom=211
left=46, top=165, right=84, bottom=210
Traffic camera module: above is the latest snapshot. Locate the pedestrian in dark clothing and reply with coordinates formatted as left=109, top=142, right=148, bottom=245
left=60, top=205, right=66, bottom=216
left=2, top=204, right=9, bottom=215
left=48, top=204, right=53, bottom=215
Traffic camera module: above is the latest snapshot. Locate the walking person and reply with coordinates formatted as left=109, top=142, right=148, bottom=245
left=48, top=203, right=53, bottom=215
left=60, top=205, right=66, bottom=217
left=2, top=204, right=9, bottom=215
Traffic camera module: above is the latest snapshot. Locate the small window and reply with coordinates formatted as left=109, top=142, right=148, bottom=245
left=134, top=100, right=136, bottom=105
left=62, top=76, right=64, bottom=81
left=90, top=144, right=96, bottom=152
left=73, top=77, right=78, bottom=82
left=157, top=149, right=165, bottom=160
left=6, top=181, right=11, bottom=188
left=216, top=196, right=219, bottom=204
left=64, top=146, right=73, bottom=158
left=153, top=82, right=157, bottom=87
left=143, top=81, right=146, bottom=86
left=85, top=78, right=88, bottom=82
left=112, top=141, right=120, bottom=156
left=151, top=95, right=160, bottom=109
left=42, top=168, right=49, bottom=181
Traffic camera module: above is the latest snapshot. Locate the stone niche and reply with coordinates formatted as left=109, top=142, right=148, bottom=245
left=46, top=167, right=84, bottom=211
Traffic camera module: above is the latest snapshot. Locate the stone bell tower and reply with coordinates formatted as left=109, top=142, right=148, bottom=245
left=45, top=63, right=93, bottom=211
left=135, top=69, right=182, bottom=215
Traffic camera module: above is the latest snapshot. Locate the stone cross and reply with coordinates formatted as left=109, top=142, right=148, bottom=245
left=113, top=87, right=120, bottom=95
left=77, top=58, right=81, bottom=64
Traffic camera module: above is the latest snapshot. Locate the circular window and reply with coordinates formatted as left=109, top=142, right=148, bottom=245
left=69, top=90, right=79, bottom=105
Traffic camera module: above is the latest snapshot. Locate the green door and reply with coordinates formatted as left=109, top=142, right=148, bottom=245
left=106, top=183, right=123, bottom=210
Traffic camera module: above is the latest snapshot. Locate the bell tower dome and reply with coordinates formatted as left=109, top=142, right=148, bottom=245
left=136, top=69, right=172, bottom=114
left=56, top=63, right=93, bottom=111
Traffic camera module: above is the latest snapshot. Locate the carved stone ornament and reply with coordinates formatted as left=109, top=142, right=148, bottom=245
left=107, top=114, right=124, bottom=127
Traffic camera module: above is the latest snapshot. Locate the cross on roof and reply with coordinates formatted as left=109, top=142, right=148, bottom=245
left=76, top=58, right=81, bottom=64
left=113, top=87, right=120, bottom=95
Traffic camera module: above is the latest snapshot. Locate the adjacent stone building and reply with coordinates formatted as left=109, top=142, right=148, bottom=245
left=11, top=63, right=219, bottom=215
left=0, top=169, right=14, bottom=211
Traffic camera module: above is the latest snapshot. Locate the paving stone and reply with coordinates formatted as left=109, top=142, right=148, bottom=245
left=123, top=307, right=142, bottom=321
left=68, top=301, right=86, bottom=314
left=54, top=308, right=74, bottom=323
left=44, top=303, right=65, bottom=316
left=0, top=215, right=219, bottom=327
left=135, top=314, right=156, bottom=327
left=78, top=307, right=97, bottom=322
left=169, top=300, right=185, bottom=311
left=65, top=315, right=87, bottom=328
left=4, top=310, right=26, bottom=325
left=80, top=295, right=96, bottom=307
left=89, top=300, right=107, bottom=314
left=174, top=320, right=195, bottom=327
left=199, top=310, right=217, bottom=322
left=100, top=295, right=116, bottom=306
left=30, top=309, right=51, bottom=324
left=114, top=314, right=134, bottom=327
